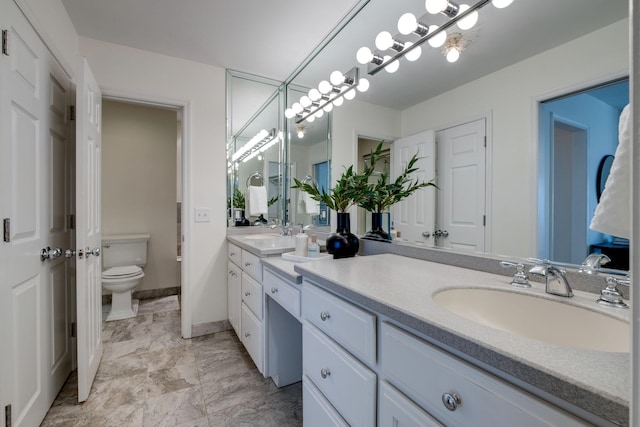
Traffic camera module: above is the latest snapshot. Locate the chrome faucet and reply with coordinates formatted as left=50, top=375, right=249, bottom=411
left=578, top=253, right=611, bottom=275
left=528, top=259, right=573, bottom=297
left=499, top=261, right=531, bottom=288
left=597, top=276, right=630, bottom=308
left=270, top=222, right=292, bottom=236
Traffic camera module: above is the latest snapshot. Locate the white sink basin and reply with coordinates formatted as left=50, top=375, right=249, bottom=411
left=433, top=288, right=629, bottom=353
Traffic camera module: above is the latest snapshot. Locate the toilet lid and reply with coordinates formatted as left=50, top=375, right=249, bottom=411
left=102, top=265, right=142, bottom=279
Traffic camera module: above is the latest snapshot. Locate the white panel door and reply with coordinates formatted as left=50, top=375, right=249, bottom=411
left=0, top=2, right=73, bottom=425
left=435, top=119, right=486, bottom=252
left=392, top=130, right=436, bottom=244
left=75, top=57, right=103, bottom=402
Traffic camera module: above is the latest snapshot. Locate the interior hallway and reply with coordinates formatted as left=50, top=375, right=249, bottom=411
left=41, top=296, right=302, bottom=426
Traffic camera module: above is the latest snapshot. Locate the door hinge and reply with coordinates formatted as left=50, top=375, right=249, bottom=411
left=3, top=218, right=10, bottom=242
left=69, top=105, right=75, bottom=121
left=483, top=215, right=486, bottom=226
left=5, top=404, right=11, bottom=427
left=484, top=136, right=487, bottom=148
left=68, top=214, right=75, bottom=230
left=71, top=322, right=77, bottom=338
left=2, top=30, right=8, bottom=56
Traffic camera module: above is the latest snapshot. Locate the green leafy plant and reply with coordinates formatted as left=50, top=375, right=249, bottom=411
left=292, top=165, right=368, bottom=213
left=267, top=195, right=279, bottom=206
left=230, top=188, right=245, bottom=210
left=357, top=142, right=437, bottom=213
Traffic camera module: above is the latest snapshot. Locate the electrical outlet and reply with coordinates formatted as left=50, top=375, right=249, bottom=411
left=194, top=208, right=210, bottom=223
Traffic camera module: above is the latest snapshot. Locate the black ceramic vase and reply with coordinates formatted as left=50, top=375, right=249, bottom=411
left=326, top=212, right=359, bottom=259
left=363, top=212, right=389, bottom=241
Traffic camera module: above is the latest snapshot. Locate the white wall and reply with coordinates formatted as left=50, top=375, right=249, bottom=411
left=78, top=37, right=227, bottom=332
left=400, top=19, right=628, bottom=258
left=102, top=100, right=178, bottom=292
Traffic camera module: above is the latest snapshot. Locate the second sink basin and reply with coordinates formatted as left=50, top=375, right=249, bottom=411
left=433, top=287, right=629, bottom=353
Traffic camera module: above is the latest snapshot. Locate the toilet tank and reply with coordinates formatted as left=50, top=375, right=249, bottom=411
left=102, top=234, right=150, bottom=268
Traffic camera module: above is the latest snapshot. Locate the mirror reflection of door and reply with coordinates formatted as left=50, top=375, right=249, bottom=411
left=538, top=78, right=629, bottom=265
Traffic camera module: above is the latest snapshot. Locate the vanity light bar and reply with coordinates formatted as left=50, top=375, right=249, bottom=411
left=367, top=0, right=493, bottom=75
left=289, top=67, right=360, bottom=124
left=232, top=128, right=277, bottom=163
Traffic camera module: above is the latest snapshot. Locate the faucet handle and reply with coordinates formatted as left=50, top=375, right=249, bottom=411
left=499, top=261, right=531, bottom=288
left=597, top=276, right=629, bottom=308
left=578, top=253, right=611, bottom=275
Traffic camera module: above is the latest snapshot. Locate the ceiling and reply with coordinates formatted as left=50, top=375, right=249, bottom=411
left=61, top=0, right=365, bottom=82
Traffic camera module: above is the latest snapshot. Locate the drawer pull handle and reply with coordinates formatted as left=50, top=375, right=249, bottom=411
left=320, top=368, right=331, bottom=379
left=244, top=332, right=250, bottom=338
left=245, top=291, right=251, bottom=297
left=442, top=392, right=462, bottom=411
left=245, top=262, right=251, bottom=267
left=271, top=287, right=278, bottom=294
left=320, top=311, right=331, bottom=321
left=230, top=252, right=236, bottom=256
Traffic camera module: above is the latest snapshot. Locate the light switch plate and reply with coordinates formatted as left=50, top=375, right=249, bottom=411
left=194, top=208, right=210, bottom=223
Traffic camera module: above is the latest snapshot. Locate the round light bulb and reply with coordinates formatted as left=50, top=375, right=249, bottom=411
left=300, top=96, right=312, bottom=108
left=323, top=103, right=334, bottom=112
left=332, top=96, right=344, bottom=107
left=315, top=109, right=324, bottom=118
left=427, top=25, right=446, bottom=48
left=404, top=42, right=422, bottom=62
left=357, top=78, right=370, bottom=93
left=297, top=130, right=304, bottom=138
left=292, top=102, right=303, bottom=114
left=318, top=80, right=331, bottom=95
left=309, top=88, right=321, bottom=101
left=492, top=0, right=513, bottom=8
left=446, top=48, right=460, bottom=62
left=375, top=31, right=393, bottom=51
left=383, top=56, right=400, bottom=73
left=344, top=88, right=356, bottom=100
left=425, top=0, right=448, bottom=14
left=306, top=115, right=315, bottom=123
left=356, top=46, right=374, bottom=64
left=457, top=4, right=479, bottom=30
left=397, top=13, right=418, bottom=35
left=330, top=70, right=345, bottom=86
left=285, top=108, right=295, bottom=119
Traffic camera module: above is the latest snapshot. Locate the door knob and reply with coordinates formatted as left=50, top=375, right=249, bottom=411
left=40, top=247, right=62, bottom=261
left=65, top=249, right=76, bottom=258
left=422, top=231, right=431, bottom=238
left=85, top=247, right=101, bottom=257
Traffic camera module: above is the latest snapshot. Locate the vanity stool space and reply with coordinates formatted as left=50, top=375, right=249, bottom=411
left=300, top=278, right=590, bottom=427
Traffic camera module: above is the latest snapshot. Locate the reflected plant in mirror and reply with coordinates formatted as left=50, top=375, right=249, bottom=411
left=357, top=142, right=437, bottom=241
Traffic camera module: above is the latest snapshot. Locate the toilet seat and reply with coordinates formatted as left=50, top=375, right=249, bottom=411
left=102, top=265, right=142, bottom=279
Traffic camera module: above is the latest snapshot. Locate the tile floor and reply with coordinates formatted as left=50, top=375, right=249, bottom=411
left=41, top=296, right=303, bottom=426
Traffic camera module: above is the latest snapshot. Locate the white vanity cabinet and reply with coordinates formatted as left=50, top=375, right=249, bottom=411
left=301, top=281, right=377, bottom=427
left=301, top=278, right=588, bottom=427
left=227, top=243, right=242, bottom=336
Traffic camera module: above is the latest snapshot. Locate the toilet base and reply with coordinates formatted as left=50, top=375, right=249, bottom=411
left=105, top=290, right=140, bottom=321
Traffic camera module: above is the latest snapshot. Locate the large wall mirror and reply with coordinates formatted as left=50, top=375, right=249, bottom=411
left=285, top=0, right=629, bottom=268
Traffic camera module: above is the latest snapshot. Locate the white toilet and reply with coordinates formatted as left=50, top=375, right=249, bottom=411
left=101, top=234, right=150, bottom=321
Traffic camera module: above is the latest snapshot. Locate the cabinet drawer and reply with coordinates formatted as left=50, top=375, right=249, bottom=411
left=241, top=273, right=263, bottom=319
left=241, top=249, right=262, bottom=282
left=228, top=242, right=241, bottom=266
left=303, top=375, right=348, bottom=427
left=263, top=269, right=301, bottom=318
left=302, top=281, right=376, bottom=365
left=303, top=323, right=376, bottom=427
left=380, top=322, right=584, bottom=427
left=227, top=261, right=242, bottom=336
left=379, top=381, right=444, bottom=427
left=241, top=303, right=263, bottom=373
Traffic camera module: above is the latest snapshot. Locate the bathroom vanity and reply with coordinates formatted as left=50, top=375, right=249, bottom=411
left=226, top=233, right=630, bottom=426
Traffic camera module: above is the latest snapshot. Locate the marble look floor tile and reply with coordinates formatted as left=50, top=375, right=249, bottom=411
left=153, top=295, right=180, bottom=313
left=83, top=402, right=144, bottom=427
left=103, top=313, right=153, bottom=344
left=86, top=372, right=149, bottom=410
left=94, top=351, right=148, bottom=384
left=142, top=386, right=207, bottom=427
left=202, top=370, right=277, bottom=416
left=146, top=345, right=196, bottom=372
left=196, top=351, right=254, bottom=385
left=147, top=363, right=200, bottom=397
left=175, top=416, right=210, bottom=427
left=191, top=330, right=243, bottom=361
left=103, top=335, right=151, bottom=361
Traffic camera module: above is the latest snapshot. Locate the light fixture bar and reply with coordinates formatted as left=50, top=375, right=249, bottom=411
left=232, top=128, right=277, bottom=163
left=368, top=0, right=491, bottom=76
left=294, top=67, right=359, bottom=124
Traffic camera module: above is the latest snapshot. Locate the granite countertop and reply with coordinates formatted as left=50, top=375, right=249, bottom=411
left=227, top=233, right=297, bottom=257
left=293, top=253, right=630, bottom=426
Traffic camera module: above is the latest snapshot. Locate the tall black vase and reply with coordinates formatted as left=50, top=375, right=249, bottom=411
left=363, top=212, right=389, bottom=241
left=326, top=212, right=359, bottom=259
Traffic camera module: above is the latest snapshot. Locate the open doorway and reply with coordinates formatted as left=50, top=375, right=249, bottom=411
left=538, top=78, right=629, bottom=266
left=101, top=99, right=183, bottom=309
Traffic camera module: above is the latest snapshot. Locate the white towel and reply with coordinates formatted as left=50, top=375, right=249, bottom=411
left=590, top=104, right=630, bottom=238
left=302, top=192, right=320, bottom=215
left=247, top=185, right=268, bottom=216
